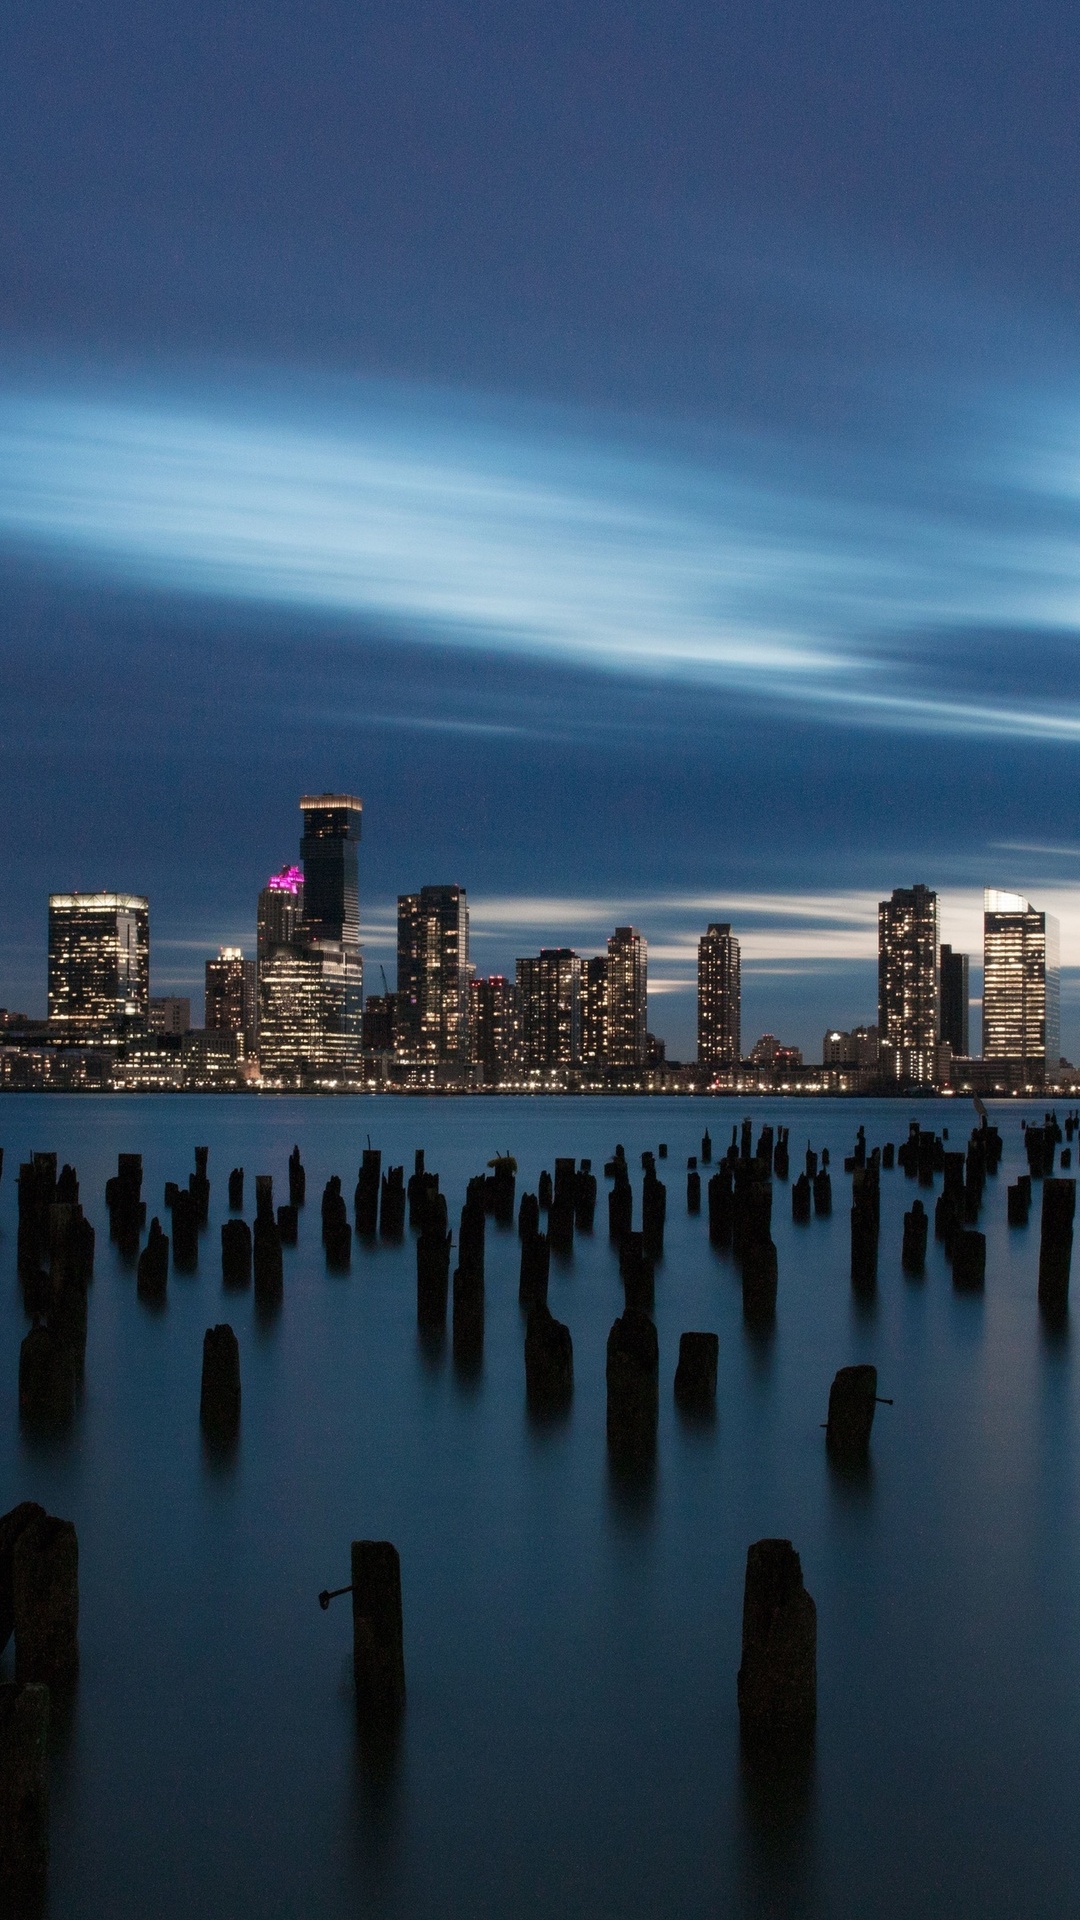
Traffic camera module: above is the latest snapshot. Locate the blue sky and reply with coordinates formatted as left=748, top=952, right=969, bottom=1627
left=2, top=0, right=1080, bottom=1056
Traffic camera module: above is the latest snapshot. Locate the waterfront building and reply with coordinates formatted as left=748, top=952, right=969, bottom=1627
left=257, top=866, right=304, bottom=963
left=148, top=996, right=191, bottom=1036
left=605, top=927, right=647, bottom=1068
left=938, top=945, right=970, bottom=1057
left=256, top=796, right=364, bottom=1084
left=982, top=891, right=1060, bottom=1066
left=396, top=886, right=470, bottom=1064
left=516, top=949, right=581, bottom=1070
left=468, top=974, right=518, bottom=1079
left=48, top=893, right=150, bottom=1035
left=581, top=955, right=607, bottom=1069
left=822, top=1024, right=880, bottom=1068
left=205, top=947, right=256, bottom=1052
left=878, top=885, right=939, bottom=1084
left=362, top=992, right=397, bottom=1055
left=697, top=923, right=741, bottom=1069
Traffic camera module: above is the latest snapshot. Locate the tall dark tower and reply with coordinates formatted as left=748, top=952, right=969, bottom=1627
left=299, top=795, right=362, bottom=949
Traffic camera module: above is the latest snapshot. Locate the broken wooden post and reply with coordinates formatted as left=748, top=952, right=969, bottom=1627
left=674, top=1331, right=718, bottom=1412
left=227, top=1168, right=244, bottom=1211
left=13, top=1516, right=78, bottom=1685
left=220, top=1218, right=251, bottom=1287
left=0, top=1681, right=50, bottom=1909
left=0, top=1506, right=45, bottom=1655
left=525, top=1304, right=573, bottom=1411
left=825, top=1364, right=878, bottom=1462
left=901, top=1200, right=928, bottom=1275
left=737, top=1539, right=816, bottom=1748
left=137, top=1217, right=170, bottom=1300
left=351, top=1540, right=405, bottom=1719
left=1039, top=1177, right=1075, bottom=1314
left=200, top=1325, right=240, bottom=1436
left=606, top=1310, right=658, bottom=1461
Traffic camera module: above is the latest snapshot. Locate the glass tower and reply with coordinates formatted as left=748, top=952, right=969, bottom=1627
left=982, top=891, right=1060, bottom=1065
left=396, top=886, right=470, bottom=1064
left=605, top=926, right=647, bottom=1067
left=878, top=885, right=939, bottom=1084
left=697, top=923, right=741, bottom=1069
left=48, top=893, right=150, bottom=1034
left=299, top=795, right=362, bottom=948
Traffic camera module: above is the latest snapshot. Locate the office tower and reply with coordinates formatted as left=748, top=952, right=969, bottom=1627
left=257, top=796, right=363, bottom=1084
left=605, top=927, right=647, bottom=1068
left=697, top=923, right=740, bottom=1068
left=205, top=947, right=256, bottom=1050
left=48, top=893, right=150, bottom=1034
left=257, top=866, right=304, bottom=963
left=362, top=992, right=397, bottom=1054
left=878, top=885, right=939, bottom=1084
left=581, top=955, right=608, bottom=1069
left=939, top=945, right=970, bottom=1056
left=396, top=886, right=470, bottom=1064
left=148, top=996, right=191, bottom=1036
left=299, top=794, right=362, bottom=946
left=516, top=950, right=581, bottom=1070
left=982, top=891, right=1060, bottom=1064
left=468, top=975, right=518, bottom=1078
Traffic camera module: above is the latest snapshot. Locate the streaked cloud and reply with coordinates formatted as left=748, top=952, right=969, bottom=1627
left=3, top=366, right=1080, bottom=739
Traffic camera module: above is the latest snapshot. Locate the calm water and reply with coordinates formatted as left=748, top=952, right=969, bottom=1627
left=2, top=1094, right=1078, bottom=1920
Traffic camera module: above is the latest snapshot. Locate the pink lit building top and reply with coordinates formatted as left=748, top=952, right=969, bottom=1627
left=267, top=865, right=303, bottom=895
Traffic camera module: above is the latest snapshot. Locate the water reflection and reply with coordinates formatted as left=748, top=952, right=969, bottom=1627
left=349, top=1689, right=405, bottom=1881
left=605, top=1446, right=658, bottom=1531
left=200, top=1427, right=240, bottom=1479
left=736, top=1736, right=818, bottom=1917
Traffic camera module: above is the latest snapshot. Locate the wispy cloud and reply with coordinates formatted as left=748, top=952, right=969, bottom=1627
left=3, top=368, right=1080, bottom=739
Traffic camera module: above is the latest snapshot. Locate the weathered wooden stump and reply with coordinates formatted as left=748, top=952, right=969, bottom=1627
left=606, top=1310, right=658, bottom=1459
left=901, top=1201, right=928, bottom=1275
left=200, top=1324, right=240, bottom=1435
left=220, top=1217, right=251, bottom=1287
left=0, top=1681, right=50, bottom=1908
left=674, top=1331, right=718, bottom=1412
left=276, top=1203, right=298, bottom=1246
left=253, top=1215, right=283, bottom=1305
left=227, top=1168, right=244, bottom=1211
left=138, top=1217, right=170, bottom=1299
left=518, top=1231, right=550, bottom=1308
left=19, top=1327, right=75, bottom=1428
left=351, top=1540, right=405, bottom=1719
left=825, top=1364, right=877, bottom=1462
left=737, top=1539, right=816, bottom=1747
left=0, top=1506, right=46, bottom=1655
left=525, top=1305, right=573, bottom=1410
left=1039, top=1177, right=1075, bottom=1313
left=951, top=1229, right=986, bottom=1292
left=13, top=1516, right=78, bottom=1685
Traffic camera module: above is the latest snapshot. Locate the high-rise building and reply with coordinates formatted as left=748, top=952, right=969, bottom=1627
left=396, top=886, right=470, bottom=1065
left=256, top=797, right=363, bottom=1084
left=362, top=992, right=397, bottom=1054
left=299, top=795, right=362, bottom=946
left=257, top=866, right=304, bottom=964
left=605, top=927, right=647, bottom=1068
left=878, top=885, right=939, bottom=1084
left=939, top=945, right=970, bottom=1057
left=516, top=950, right=581, bottom=1070
left=205, top=947, right=256, bottom=1051
left=581, top=955, right=608, bottom=1070
left=468, top=975, right=518, bottom=1079
left=982, top=891, right=1060, bottom=1065
left=148, top=996, right=191, bottom=1036
left=697, top=923, right=740, bottom=1069
left=48, top=893, right=150, bottom=1034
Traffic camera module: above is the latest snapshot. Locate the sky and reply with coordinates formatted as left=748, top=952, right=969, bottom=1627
left=3, top=0, right=1080, bottom=1057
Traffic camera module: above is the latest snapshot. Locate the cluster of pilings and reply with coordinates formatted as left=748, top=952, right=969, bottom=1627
left=104, top=1152, right=145, bottom=1257
left=19, top=1156, right=94, bottom=1428
left=0, top=1505, right=79, bottom=1908
left=705, top=1126, right=780, bottom=1325
left=791, top=1142, right=831, bottom=1222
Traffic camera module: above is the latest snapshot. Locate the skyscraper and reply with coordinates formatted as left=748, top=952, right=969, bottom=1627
left=878, top=884, right=939, bottom=1083
left=48, top=893, right=150, bottom=1034
left=605, top=926, right=647, bottom=1068
left=468, top=974, right=518, bottom=1079
left=256, top=796, right=363, bottom=1084
left=396, top=886, right=470, bottom=1064
left=516, top=950, right=581, bottom=1070
left=205, top=947, right=256, bottom=1051
left=580, top=955, right=608, bottom=1070
left=982, top=891, right=1060, bottom=1065
left=939, top=944, right=970, bottom=1056
left=257, top=866, right=304, bottom=964
left=299, top=794, right=362, bottom=946
left=697, top=923, right=740, bottom=1069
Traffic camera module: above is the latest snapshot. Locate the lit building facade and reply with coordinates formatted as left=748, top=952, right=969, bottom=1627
left=148, top=996, right=191, bottom=1036
left=48, top=893, right=150, bottom=1034
left=605, top=926, right=647, bottom=1068
left=581, top=955, right=607, bottom=1069
left=878, top=885, right=939, bottom=1084
left=468, top=974, right=518, bottom=1079
left=396, top=886, right=470, bottom=1064
left=256, top=796, right=364, bottom=1084
left=697, top=923, right=740, bottom=1069
left=516, top=949, right=581, bottom=1070
left=938, top=945, right=970, bottom=1057
left=205, top=947, right=256, bottom=1051
left=982, top=891, right=1060, bottom=1065
left=822, top=1024, right=880, bottom=1067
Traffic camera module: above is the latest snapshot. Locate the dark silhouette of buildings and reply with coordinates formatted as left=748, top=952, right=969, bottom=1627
left=47, top=893, right=150, bottom=1035
left=938, top=944, right=969, bottom=1056
left=697, top=923, right=740, bottom=1069
left=361, top=991, right=396, bottom=1055
left=878, top=884, right=938, bottom=1084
